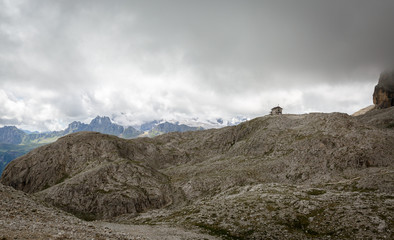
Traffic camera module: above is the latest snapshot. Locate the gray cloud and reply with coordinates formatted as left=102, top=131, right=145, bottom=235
left=0, top=0, right=393, bottom=130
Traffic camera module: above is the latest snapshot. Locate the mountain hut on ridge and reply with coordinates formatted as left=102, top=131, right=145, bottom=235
left=270, top=106, right=283, bottom=115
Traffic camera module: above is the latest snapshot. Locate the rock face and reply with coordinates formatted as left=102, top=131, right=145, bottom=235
left=373, top=70, right=394, bottom=108
left=87, top=116, right=124, bottom=135
left=2, top=110, right=394, bottom=238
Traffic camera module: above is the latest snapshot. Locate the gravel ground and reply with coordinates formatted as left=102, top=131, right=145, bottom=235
left=95, top=222, right=219, bottom=240
left=0, top=183, right=216, bottom=240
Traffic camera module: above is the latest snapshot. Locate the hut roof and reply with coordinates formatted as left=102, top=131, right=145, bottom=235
left=271, top=106, right=282, bottom=110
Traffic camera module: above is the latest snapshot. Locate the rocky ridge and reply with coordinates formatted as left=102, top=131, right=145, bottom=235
left=1, top=108, right=394, bottom=239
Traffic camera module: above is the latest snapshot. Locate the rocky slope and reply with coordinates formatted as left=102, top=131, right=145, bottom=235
left=0, top=183, right=142, bottom=239
left=127, top=183, right=393, bottom=239
left=152, top=110, right=394, bottom=197
left=356, top=106, right=394, bottom=129
left=1, top=132, right=184, bottom=220
left=351, top=104, right=375, bottom=116
left=0, top=143, right=41, bottom=176
left=1, top=108, right=394, bottom=239
left=0, top=183, right=217, bottom=240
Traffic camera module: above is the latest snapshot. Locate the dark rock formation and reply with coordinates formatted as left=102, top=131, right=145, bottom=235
left=373, top=70, right=394, bottom=108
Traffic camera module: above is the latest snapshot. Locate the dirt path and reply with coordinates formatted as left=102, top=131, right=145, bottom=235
left=95, top=222, right=220, bottom=240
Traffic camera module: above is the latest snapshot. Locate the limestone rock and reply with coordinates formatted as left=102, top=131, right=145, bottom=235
left=1, top=132, right=183, bottom=220
left=373, top=70, right=394, bottom=108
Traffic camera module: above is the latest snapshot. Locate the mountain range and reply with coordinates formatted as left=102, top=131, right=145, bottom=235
left=0, top=116, right=210, bottom=175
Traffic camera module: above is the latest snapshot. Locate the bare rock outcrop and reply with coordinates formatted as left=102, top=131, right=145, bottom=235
left=1, top=132, right=183, bottom=220
left=154, top=112, right=394, bottom=199
left=373, top=70, right=394, bottom=108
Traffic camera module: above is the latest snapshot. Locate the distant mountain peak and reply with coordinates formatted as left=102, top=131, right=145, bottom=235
left=2, top=126, right=19, bottom=130
left=90, top=116, right=112, bottom=125
left=0, top=126, right=26, bottom=145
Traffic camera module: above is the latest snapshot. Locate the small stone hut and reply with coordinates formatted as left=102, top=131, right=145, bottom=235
left=270, top=106, right=283, bottom=115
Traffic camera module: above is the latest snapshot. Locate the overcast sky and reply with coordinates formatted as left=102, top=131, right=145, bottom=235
left=1, top=0, right=394, bottom=131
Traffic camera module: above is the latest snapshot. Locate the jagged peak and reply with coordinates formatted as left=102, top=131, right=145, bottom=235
left=1, top=126, right=20, bottom=130
left=90, top=116, right=112, bottom=125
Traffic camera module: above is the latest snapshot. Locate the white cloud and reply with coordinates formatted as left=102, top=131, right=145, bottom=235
left=0, top=0, right=392, bottom=131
